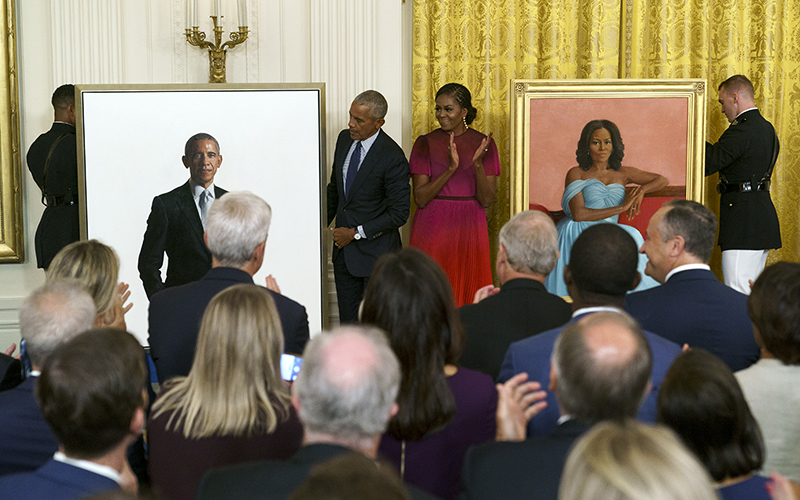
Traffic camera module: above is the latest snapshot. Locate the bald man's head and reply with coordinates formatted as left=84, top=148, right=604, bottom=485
left=293, top=326, right=400, bottom=444
left=552, top=312, right=652, bottom=424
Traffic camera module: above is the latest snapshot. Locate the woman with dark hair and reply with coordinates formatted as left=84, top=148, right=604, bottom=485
left=544, top=119, right=667, bottom=296
left=657, top=349, right=771, bottom=499
left=409, top=83, right=500, bottom=306
left=360, top=248, right=497, bottom=500
left=736, top=262, right=800, bottom=483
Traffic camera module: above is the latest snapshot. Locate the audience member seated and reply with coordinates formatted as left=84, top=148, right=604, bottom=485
left=197, top=326, right=437, bottom=500
left=46, top=239, right=131, bottom=330
left=625, top=199, right=759, bottom=371
left=147, top=284, right=303, bottom=500
left=148, top=191, right=309, bottom=383
left=498, top=223, right=680, bottom=436
left=559, top=420, right=718, bottom=500
left=458, top=210, right=571, bottom=379
left=289, top=453, right=411, bottom=500
left=657, top=349, right=772, bottom=500
left=462, top=311, right=652, bottom=500
left=736, top=262, right=800, bottom=484
left=360, top=248, right=496, bottom=500
left=0, top=281, right=95, bottom=476
left=0, top=328, right=147, bottom=499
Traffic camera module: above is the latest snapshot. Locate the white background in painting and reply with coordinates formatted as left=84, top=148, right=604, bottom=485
left=80, top=87, right=324, bottom=344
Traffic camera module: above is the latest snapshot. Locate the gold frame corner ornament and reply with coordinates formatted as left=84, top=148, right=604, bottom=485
left=0, top=0, right=23, bottom=263
left=509, top=79, right=707, bottom=218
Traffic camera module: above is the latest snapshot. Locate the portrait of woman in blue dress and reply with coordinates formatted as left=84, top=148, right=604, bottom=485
left=545, top=119, right=668, bottom=296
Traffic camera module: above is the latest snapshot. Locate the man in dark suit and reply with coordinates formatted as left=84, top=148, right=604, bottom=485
left=326, top=90, right=411, bottom=323
left=26, top=84, right=80, bottom=270
left=462, top=311, right=653, bottom=500
left=0, top=281, right=95, bottom=476
left=0, top=328, right=147, bottom=499
left=138, top=133, right=227, bottom=299
left=459, top=210, right=571, bottom=379
left=148, top=191, right=309, bottom=383
left=625, top=199, right=759, bottom=372
left=498, top=224, right=681, bottom=437
left=197, top=326, right=435, bottom=500
left=706, top=75, right=781, bottom=294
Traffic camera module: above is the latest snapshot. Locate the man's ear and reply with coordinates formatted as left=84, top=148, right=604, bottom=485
left=376, top=118, right=385, bottom=129
left=130, top=407, right=145, bottom=436
left=548, top=363, right=558, bottom=393
left=629, top=271, right=641, bottom=291
left=563, top=265, right=573, bottom=288
left=182, top=155, right=190, bottom=169
left=669, top=235, right=686, bottom=257
left=203, top=232, right=208, bottom=247
left=389, top=402, right=399, bottom=419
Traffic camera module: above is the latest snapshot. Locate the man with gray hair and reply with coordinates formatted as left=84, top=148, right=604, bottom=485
left=196, top=326, right=435, bottom=500
left=458, top=210, right=571, bottom=379
left=462, top=311, right=653, bottom=500
left=0, top=280, right=95, bottom=476
left=326, top=90, right=410, bottom=324
left=148, top=190, right=309, bottom=383
left=625, top=198, right=759, bottom=371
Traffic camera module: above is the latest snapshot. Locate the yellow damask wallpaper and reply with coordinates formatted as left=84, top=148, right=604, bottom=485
left=413, top=0, right=800, bottom=276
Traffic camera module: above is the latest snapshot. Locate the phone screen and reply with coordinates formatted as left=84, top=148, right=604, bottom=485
left=280, top=353, right=303, bottom=381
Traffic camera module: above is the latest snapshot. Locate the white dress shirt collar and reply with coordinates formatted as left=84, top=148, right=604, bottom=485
left=665, top=263, right=711, bottom=283
left=53, top=451, right=121, bottom=484
left=571, top=306, right=623, bottom=318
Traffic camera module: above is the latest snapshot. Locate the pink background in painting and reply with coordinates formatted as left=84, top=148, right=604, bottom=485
left=529, top=97, right=688, bottom=211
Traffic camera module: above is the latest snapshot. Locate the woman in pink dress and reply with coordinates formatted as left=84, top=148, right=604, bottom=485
left=410, top=83, right=501, bottom=306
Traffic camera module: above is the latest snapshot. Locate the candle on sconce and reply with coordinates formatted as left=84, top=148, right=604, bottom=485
left=186, top=0, right=191, bottom=29
left=193, top=0, right=199, bottom=26
left=215, top=0, right=222, bottom=20
left=238, top=0, right=247, bottom=26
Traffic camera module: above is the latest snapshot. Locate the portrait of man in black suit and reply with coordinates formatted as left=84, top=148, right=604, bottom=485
left=138, top=133, right=228, bottom=299
left=326, top=90, right=411, bottom=323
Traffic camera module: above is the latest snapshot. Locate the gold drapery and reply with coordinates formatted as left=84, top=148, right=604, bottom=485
left=413, top=0, right=800, bottom=277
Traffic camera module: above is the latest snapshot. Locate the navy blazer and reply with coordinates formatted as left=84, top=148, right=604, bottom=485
left=0, top=376, right=59, bottom=476
left=498, top=312, right=681, bottom=437
left=138, top=181, right=228, bottom=298
left=148, top=266, right=309, bottom=383
left=624, top=268, right=759, bottom=372
left=326, top=129, right=410, bottom=277
left=0, top=459, right=119, bottom=500
left=458, top=279, right=572, bottom=380
left=197, top=443, right=439, bottom=500
left=460, top=419, right=590, bottom=500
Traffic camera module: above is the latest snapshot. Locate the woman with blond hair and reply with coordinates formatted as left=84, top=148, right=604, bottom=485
left=559, top=420, right=718, bottom=500
left=148, top=284, right=303, bottom=500
left=46, top=239, right=130, bottom=329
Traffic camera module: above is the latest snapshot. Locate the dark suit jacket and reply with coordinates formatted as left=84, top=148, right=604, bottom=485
left=138, top=181, right=228, bottom=298
left=498, top=312, right=681, bottom=437
left=705, top=108, right=781, bottom=250
left=0, top=459, right=119, bottom=500
left=148, top=266, right=309, bottom=383
left=460, top=419, right=589, bottom=500
left=0, top=376, right=59, bottom=476
left=458, top=279, right=572, bottom=380
left=624, top=268, right=759, bottom=372
left=326, top=129, right=410, bottom=277
left=26, top=122, right=80, bottom=269
left=196, top=443, right=440, bottom=500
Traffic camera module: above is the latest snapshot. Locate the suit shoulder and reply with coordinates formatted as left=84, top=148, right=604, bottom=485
left=267, top=289, right=308, bottom=315
left=155, top=182, right=190, bottom=201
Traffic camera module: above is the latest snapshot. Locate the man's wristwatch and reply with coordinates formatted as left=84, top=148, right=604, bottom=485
left=354, top=232, right=362, bottom=241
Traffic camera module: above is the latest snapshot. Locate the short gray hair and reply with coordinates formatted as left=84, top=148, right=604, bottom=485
left=353, top=90, right=388, bottom=120
left=294, top=326, right=400, bottom=442
left=499, top=210, right=559, bottom=276
left=206, top=191, right=272, bottom=267
left=19, top=280, right=96, bottom=367
left=658, top=200, right=717, bottom=263
left=552, top=311, right=652, bottom=424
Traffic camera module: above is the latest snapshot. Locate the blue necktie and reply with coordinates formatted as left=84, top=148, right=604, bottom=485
left=345, top=141, right=362, bottom=199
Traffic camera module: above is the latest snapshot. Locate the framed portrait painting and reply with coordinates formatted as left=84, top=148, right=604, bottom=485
left=76, top=84, right=327, bottom=343
left=509, top=79, right=707, bottom=235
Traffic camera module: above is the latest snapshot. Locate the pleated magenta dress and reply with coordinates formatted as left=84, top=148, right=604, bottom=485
left=409, top=128, right=501, bottom=306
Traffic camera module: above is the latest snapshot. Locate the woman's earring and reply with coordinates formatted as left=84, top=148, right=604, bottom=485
left=462, top=116, right=468, bottom=129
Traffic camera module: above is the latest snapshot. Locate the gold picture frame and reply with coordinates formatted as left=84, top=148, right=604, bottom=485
left=0, top=0, right=22, bottom=263
left=509, top=79, right=707, bottom=231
